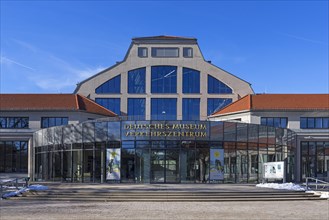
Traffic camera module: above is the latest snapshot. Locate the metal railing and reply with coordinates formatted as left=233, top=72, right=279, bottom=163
left=0, top=177, right=30, bottom=197
left=305, top=177, right=329, bottom=190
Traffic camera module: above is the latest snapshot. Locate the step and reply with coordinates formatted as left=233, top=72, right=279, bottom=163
left=8, top=196, right=326, bottom=202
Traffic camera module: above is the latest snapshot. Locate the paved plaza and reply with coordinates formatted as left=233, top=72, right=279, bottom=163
left=1, top=199, right=328, bottom=220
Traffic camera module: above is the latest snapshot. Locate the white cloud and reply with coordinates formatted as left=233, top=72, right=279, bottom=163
left=276, top=31, right=328, bottom=46
left=1, top=56, right=35, bottom=71
left=3, top=39, right=106, bottom=93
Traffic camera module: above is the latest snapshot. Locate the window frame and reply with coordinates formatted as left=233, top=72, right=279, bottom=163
left=183, top=47, right=193, bottom=58
left=0, top=117, right=29, bottom=129
left=151, top=47, right=179, bottom=58
left=41, top=117, right=69, bottom=129
left=300, top=117, right=329, bottom=129
left=260, top=117, right=288, bottom=128
left=138, top=47, right=148, bottom=58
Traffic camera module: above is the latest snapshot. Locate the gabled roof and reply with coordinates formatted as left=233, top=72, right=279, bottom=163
left=212, top=94, right=329, bottom=116
left=0, top=94, right=116, bottom=117
left=132, top=35, right=197, bottom=44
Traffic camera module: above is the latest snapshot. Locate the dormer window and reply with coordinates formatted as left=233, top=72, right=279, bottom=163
left=138, top=47, right=148, bottom=57
left=151, top=47, right=179, bottom=57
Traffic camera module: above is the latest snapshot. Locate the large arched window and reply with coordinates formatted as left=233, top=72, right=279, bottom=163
left=207, top=98, right=232, bottom=115
left=183, top=67, right=200, bottom=93
left=128, top=68, right=146, bottom=94
left=208, top=75, right=232, bottom=94
left=95, top=75, right=121, bottom=94
left=95, top=98, right=120, bottom=115
left=151, top=66, right=177, bottom=93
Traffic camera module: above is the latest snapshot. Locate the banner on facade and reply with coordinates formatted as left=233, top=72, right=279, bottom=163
left=106, top=148, right=121, bottom=180
left=210, top=149, right=224, bottom=180
left=264, top=161, right=284, bottom=179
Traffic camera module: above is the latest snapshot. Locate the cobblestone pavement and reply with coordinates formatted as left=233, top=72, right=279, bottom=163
left=1, top=199, right=328, bottom=220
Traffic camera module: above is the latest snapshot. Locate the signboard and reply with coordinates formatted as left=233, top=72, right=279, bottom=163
left=106, top=148, right=121, bottom=180
left=123, top=123, right=207, bottom=138
left=264, top=161, right=284, bottom=179
left=210, top=149, right=224, bottom=180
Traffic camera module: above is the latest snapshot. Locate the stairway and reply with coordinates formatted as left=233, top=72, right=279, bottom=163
left=8, top=189, right=326, bottom=202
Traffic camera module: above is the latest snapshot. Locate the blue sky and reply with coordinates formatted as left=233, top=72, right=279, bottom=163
left=1, top=1, right=328, bottom=94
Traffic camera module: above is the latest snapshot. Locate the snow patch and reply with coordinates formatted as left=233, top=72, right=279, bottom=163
left=1, top=184, right=48, bottom=199
left=256, top=182, right=306, bottom=191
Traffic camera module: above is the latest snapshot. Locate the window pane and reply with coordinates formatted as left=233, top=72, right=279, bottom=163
left=208, top=75, right=232, bottom=94
left=260, top=118, right=267, bottom=126
left=151, top=66, right=177, bottom=93
left=0, top=117, right=6, bottom=128
left=207, top=98, right=232, bottom=115
left=280, top=118, right=287, bottom=128
left=128, top=68, right=146, bottom=94
left=267, top=118, right=274, bottom=127
left=307, top=118, right=315, bottom=128
left=183, top=47, right=193, bottom=58
left=95, top=98, right=120, bottom=115
left=128, top=98, right=146, bottom=120
left=300, top=118, right=307, bottom=129
left=183, top=68, right=200, bottom=93
left=95, top=75, right=121, bottom=94
left=273, top=118, right=280, bottom=128
left=8, top=118, right=15, bottom=128
left=138, top=47, right=148, bottom=57
left=151, top=98, right=177, bottom=120
left=62, top=117, right=68, bottom=125
left=315, top=118, right=323, bottom=128
left=182, top=98, right=200, bottom=120
left=323, top=118, right=329, bottom=129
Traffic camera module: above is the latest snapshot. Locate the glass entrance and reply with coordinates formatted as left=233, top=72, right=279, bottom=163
left=151, top=149, right=180, bottom=183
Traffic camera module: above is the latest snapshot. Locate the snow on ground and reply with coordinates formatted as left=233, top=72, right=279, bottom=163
left=256, top=182, right=307, bottom=191
left=1, top=184, right=49, bottom=199
left=306, top=191, right=329, bottom=199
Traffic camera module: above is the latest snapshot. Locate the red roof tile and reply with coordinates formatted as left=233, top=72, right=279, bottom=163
left=212, top=94, right=329, bottom=116
left=0, top=94, right=116, bottom=117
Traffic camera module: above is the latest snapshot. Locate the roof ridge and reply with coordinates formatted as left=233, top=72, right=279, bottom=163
left=75, top=94, right=80, bottom=110
left=77, top=94, right=117, bottom=116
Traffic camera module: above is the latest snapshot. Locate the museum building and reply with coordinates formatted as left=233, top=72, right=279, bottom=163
left=1, top=36, right=327, bottom=183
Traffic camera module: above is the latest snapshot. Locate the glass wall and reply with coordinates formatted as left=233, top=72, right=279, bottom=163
left=0, top=141, right=28, bottom=173
left=33, top=120, right=296, bottom=183
left=301, top=141, right=329, bottom=181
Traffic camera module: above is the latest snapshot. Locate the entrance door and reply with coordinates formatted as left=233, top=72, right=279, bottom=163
left=151, top=150, right=165, bottom=183
left=151, top=149, right=180, bottom=183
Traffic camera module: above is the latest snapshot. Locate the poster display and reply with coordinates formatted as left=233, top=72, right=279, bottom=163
left=106, top=148, right=121, bottom=180
left=210, top=149, right=224, bottom=180
left=264, top=161, right=284, bottom=179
